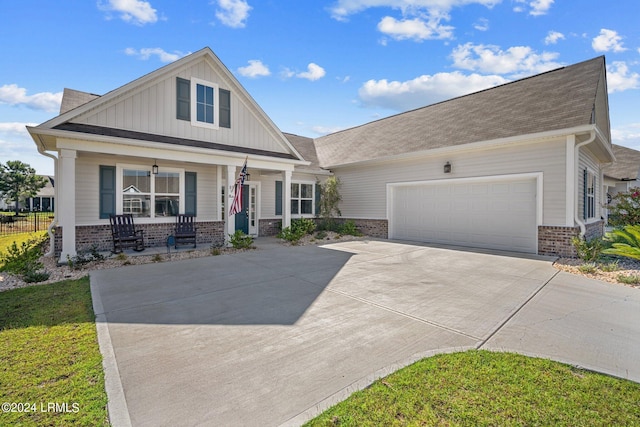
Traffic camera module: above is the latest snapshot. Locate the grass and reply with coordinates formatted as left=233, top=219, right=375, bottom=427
left=305, top=350, right=640, bottom=426
left=0, top=277, right=109, bottom=426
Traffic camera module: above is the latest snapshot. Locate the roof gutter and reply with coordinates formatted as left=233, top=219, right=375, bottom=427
left=574, top=130, right=597, bottom=237
left=33, top=132, right=58, bottom=257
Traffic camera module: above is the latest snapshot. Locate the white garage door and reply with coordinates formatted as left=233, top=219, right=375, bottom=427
left=390, top=176, right=538, bottom=253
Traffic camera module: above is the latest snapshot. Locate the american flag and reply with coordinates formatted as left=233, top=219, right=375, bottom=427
left=229, top=157, right=248, bottom=216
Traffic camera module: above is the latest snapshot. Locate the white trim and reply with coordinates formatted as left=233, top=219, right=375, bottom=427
left=326, top=125, right=599, bottom=169
left=565, top=135, right=576, bottom=226
left=585, top=167, right=597, bottom=221
left=115, top=163, right=185, bottom=221
left=386, top=172, right=543, bottom=252
left=190, top=77, right=220, bottom=130
left=244, top=181, right=261, bottom=236
left=44, top=131, right=307, bottom=168
left=290, top=180, right=316, bottom=218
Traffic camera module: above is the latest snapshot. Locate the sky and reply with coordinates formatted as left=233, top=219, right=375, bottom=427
left=1, top=0, right=639, bottom=175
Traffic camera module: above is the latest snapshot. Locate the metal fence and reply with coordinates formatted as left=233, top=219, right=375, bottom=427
left=0, top=212, right=54, bottom=236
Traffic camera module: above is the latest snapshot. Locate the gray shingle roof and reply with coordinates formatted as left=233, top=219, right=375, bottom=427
left=314, top=56, right=605, bottom=167
left=603, top=144, right=640, bottom=181
left=283, top=133, right=321, bottom=171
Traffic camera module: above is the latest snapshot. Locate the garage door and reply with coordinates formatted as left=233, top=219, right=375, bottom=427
left=390, top=176, right=538, bottom=253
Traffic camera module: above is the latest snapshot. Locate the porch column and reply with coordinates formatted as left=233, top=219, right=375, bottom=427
left=225, top=165, right=236, bottom=245
left=58, top=149, right=77, bottom=263
left=282, top=170, right=292, bottom=229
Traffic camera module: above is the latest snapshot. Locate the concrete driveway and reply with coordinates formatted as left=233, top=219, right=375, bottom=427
left=90, top=239, right=640, bottom=427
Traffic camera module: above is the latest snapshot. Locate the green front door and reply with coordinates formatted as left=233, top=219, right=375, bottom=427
left=234, top=184, right=249, bottom=234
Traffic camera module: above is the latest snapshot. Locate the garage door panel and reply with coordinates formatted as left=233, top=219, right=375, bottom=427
left=391, top=177, right=537, bottom=253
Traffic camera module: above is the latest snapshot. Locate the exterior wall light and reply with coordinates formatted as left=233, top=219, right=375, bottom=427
left=444, top=161, right=452, bottom=173
left=152, top=161, right=159, bottom=175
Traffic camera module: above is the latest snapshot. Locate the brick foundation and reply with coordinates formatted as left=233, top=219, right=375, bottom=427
left=537, top=220, right=605, bottom=258
left=54, top=220, right=225, bottom=257
left=258, top=219, right=282, bottom=237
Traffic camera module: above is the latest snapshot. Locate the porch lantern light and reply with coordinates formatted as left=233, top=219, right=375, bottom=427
left=444, top=161, right=452, bottom=174
left=152, top=161, right=159, bottom=175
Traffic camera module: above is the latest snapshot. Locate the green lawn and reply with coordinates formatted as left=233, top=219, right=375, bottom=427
left=305, top=350, right=640, bottom=426
left=0, top=277, right=109, bottom=426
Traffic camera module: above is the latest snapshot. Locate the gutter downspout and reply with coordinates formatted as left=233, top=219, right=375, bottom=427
left=34, top=135, right=58, bottom=257
left=574, top=130, right=597, bottom=237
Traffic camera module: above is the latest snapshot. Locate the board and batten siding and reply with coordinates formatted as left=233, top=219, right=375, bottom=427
left=578, top=146, right=602, bottom=222
left=74, top=154, right=219, bottom=225
left=334, top=138, right=568, bottom=226
left=72, top=58, right=290, bottom=156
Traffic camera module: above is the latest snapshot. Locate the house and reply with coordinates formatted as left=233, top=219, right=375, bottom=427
left=0, top=175, right=54, bottom=212
left=603, top=144, right=640, bottom=197
left=28, top=48, right=613, bottom=261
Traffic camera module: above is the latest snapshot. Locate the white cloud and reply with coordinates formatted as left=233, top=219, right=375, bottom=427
left=296, top=63, right=326, bottom=81
left=311, top=125, right=346, bottom=135
left=612, top=124, right=640, bottom=147
left=215, top=0, right=251, bottom=28
left=451, top=43, right=562, bottom=76
left=98, top=0, right=158, bottom=25
left=607, top=62, right=640, bottom=93
left=529, top=0, right=553, bottom=16
left=0, top=122, right=53, bottom=174
left=124, top=47, right=186, bottom=62
left=328, top=0, right=499, bottom=41
left=358, top=71, right=508, bottom=111
left=592, top=28, right=627, bottom=53
left=544, top=31, right=565, bottom=45
left=474, top=18, right=489, bottom=31
left=329, top=0, right=500, bottom=21
left=377, top=16, right=454, bottom=41
left=513, top=0, right=553, bottom=15
left=237, top=60, right=271, bottom=78
left=0, top=84, right=62, bottom=113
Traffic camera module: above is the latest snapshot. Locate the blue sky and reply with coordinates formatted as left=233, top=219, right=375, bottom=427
left=1, top=0, right=639, bottom=175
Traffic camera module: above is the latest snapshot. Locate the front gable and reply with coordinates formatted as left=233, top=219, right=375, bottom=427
left=40, top=48, right=302, bottom=161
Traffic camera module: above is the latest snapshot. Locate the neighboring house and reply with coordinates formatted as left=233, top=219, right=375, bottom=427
left=603, top=144, right=640, bottom=197
left=0, top=175, right=55, bottom=212
left=28, top=48, right=613, bottom=261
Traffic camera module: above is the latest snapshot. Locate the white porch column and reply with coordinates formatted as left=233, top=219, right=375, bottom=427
left=225, top=165, right=236, bottom=245
left=282, top=170, right=292, bottom=229
left=58, top=149, right=77, bottom=263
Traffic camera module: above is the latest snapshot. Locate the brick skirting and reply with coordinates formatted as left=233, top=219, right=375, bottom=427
left=258, top=219, right=282, bottom=237
left=54, top=221, right=225, bottom=257
left=537, top=220, right=605, bottom=258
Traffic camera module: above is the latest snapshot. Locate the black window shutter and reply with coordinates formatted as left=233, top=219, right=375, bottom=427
left=176, top=78, right=190, bottom=121
left=99, top=165, right=116, bottom=219
left=583, top=169, right=587, bottom=220
left=185, top=172, right=197, bottom=215
left=220, top=89, right=231, bottom=128
left=315, top=183, right=321, bottom=216
left=275, top=180, right=282, bottom=215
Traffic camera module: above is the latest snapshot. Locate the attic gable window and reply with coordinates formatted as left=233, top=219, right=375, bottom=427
left=176, top=77, right=231, bottom=129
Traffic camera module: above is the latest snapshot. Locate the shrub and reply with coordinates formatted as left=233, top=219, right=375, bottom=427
left=66, top=245, right=105, bottom=270
left=292, top=218, right=316, bottom=235
left=315, top=230, right=327, bottom=240
left=578, top=263, right=598, bottom=274
left=572, top=236, right=603, bottom=262
left=617, top=273, right=640, bottom=285
left=318, top=176, right=342, bottom=223
left=278, top=226, right=306, bottom=244
left=211, top=247, right=222, bottom=256
left=603, top=225, right=640, bottom=261
left=599, top=260, right=620, bottom=272
left=339, top=220, right=362, bottom=236
left=278, top=218, right=317, bottom=244
left=607, top=188, right=640, bottom=228
left=0, top=236, right=48, bottom=282
left=229, top=230, right=254, bottom=249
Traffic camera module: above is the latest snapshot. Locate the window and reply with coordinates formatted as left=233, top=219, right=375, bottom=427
left=291, top=182, right=314, bottom=216
left=118, top=165, right=184, bottom=218
left=177, top=77, right=231, bottom=129
left=585, top=169, right=596, bottom=220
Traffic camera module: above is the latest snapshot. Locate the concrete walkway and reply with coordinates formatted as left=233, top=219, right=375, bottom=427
left=90, top=239, right=640, bottom=427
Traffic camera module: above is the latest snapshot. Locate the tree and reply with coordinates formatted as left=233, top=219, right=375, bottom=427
left=0, top=160, right=47, bottom=216
left=318, top=176, right=342, bottom=230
